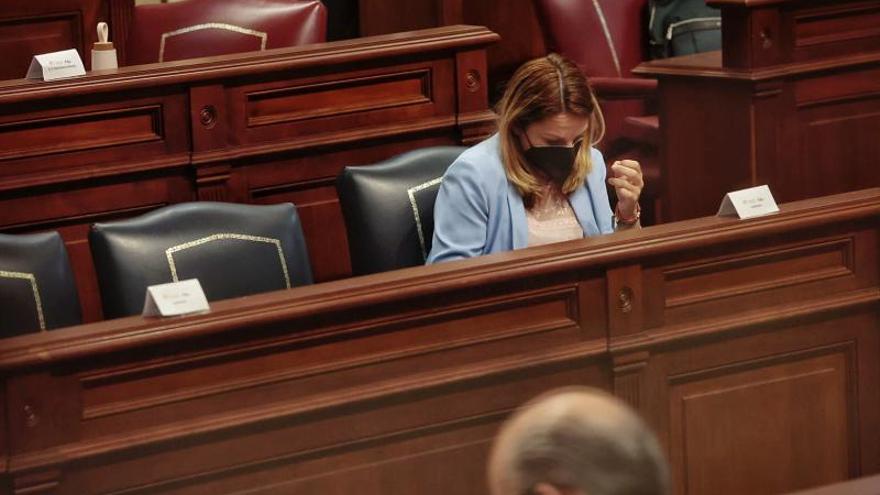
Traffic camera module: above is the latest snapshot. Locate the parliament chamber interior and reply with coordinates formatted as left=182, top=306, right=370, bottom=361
left=0, top=0, right=878, bottom=493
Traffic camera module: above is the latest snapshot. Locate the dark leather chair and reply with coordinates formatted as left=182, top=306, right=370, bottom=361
left=90, top=202, right=313, bottom=319
left=533, top=0, right=661, bottom=224
left=126, top=0, right=327, bottom=65
left=337, top=147, right=466, bottom=276
left=0, top=232, right=81, bottom=337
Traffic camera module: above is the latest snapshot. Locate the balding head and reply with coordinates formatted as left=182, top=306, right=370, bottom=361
left=488, top=387, right=669, bottom=495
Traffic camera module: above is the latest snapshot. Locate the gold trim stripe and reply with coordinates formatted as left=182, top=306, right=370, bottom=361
left=407, top=177, right=443, bottom=261
left=165, top=233, right=291, bottom=289
left=591, top=0, right=622, bottom=77
left=159, top=23, right=269, bottom=63
left=0, top=270, right=46, bottom=331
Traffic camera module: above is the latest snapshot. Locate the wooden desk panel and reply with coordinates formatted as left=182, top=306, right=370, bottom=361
left=0, top=189, right=877, bottom=495
left=358, top=0, right=547, bottom=100
left=0, top=26, right=499, bottom=322
left=786, top=474, right=880, bottom=495
left=639, top=50, right=880, bottom=222
left=0, top=89, right=191, bottom=187
left=636, top=0, right=880, bottom=223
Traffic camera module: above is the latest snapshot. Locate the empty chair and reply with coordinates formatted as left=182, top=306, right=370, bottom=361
left=337, top=147, right=466, bottom=276
left=125, top=0, right=327, bottom=65
left=0, top=232, right=81, bottom=337
left=90, top=202, right=313, bottom=319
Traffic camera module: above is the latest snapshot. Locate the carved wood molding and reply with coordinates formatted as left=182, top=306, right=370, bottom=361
left=634, top=50, right=880, bottom=81
left=613, top=350, right=650, bottom=409
left=0, top=153, right=191, bottom=193
left=11, top=468, right=61, bottom=495
left=0, top=189, right=877, bottom=494
left=6, top=341, right=605, bottom=472
left=1, top=188, right=878, bottom=370
left=0, top=25, right=501, bottom=105
left=611, top=287, right=879, bottom=354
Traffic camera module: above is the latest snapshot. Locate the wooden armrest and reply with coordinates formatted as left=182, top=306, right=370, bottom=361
left=622, top=115, right=660, bottom=146
left=589, top=77, right=657, bottom=99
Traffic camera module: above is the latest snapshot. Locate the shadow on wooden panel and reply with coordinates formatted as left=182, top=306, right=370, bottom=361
left=669, top=347, right=852, bottom=494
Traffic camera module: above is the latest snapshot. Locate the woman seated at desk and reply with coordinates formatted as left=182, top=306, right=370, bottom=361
left=427, top=54, right=643, bottom=264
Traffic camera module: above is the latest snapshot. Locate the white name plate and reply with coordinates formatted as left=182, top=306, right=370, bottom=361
left=142, top=279, right=210, bottom=317
left=26, top=49, right=86, bottom=81
left=717, top=185, right=779, bottom=219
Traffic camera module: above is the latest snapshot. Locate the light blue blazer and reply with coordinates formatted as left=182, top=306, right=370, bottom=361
left=427, top=134, right=615, bottom=264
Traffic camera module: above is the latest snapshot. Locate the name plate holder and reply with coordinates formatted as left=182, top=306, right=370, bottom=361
left=717, top=185, right=780, bottom=219
left=26, top=49, right=86, bottom=81
left=143, top=279, right=210, bottom=317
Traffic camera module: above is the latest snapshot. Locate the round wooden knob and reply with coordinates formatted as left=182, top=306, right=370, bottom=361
left=465, top=70, right=481, bottom=93
left=618, top=287, right=634, bottom=314
left=199, top=105, right=217, bottom=128
left=23, top=404, right=39, bottom=427
left=760, top=28, right=774, bottom=49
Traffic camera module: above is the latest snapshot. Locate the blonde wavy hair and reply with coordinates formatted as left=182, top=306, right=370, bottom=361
left=496, top=54, right=605, bottom=207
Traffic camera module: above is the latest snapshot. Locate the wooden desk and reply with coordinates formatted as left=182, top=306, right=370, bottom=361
left=0, top=25, right=499, bottom=323
left=359, top=0, right=547, bottom=99
left=786, top=474, right=880, bottom=495
left=1, top=189, right=877, bottom=495
left=635, top=0, right=880, bottom=223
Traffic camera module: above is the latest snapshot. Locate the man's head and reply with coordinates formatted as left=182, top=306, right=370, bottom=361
left=488, top=387, right=669, bottom=495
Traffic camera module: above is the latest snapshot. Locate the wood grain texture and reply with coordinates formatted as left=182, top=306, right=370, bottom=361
left=358, top=0, right=547, bottom=102
left=0, top=189, right=878, bottom=494
left=1, top=1, right=91, bottom=78
left=792, top=1, right=880, bottom=62
left=669, top=345, right=854, bottom=494
left=0, top=26, right=499, bottom=321
left=0, top=105, right=163, bottom=162
left=636, top=0, right=880, bottom=223
left=784, top=474, right=880, bottom=495
left=0, top=13, right=83, bottom=79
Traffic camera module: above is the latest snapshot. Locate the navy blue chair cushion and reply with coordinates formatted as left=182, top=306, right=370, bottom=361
left=0, top=231, right=81, bottom=336
left=90, top=202, right=313, bottom=319
left=337, top=146, right=466, bottom=276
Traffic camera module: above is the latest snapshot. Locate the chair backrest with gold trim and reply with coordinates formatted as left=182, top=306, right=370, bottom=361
left=89, top=202, right=313, bottom=319
left=125, top=0, right=327, bottom=65
left=0, top=231, right=81, bottom=337
left=337, top=146, right=466, bottom=276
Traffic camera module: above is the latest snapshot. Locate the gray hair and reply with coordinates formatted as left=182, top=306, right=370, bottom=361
left=489, top=387, right=670, bottom=495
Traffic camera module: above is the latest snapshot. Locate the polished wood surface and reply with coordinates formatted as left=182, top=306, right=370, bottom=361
left=1, top=189, right=878, bottom=495
left=635, top=0, right=880, bottom=222
left=0, top=0, right=360, bottom=77
left=0, top=25, right=499, bottom=323
left=786, top=474, right=880, bottom=495
left=359, top=0, right=547, bottom=99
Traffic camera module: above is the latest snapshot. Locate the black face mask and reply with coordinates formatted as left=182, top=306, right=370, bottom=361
left=523, top=140, right=583, bottom=187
